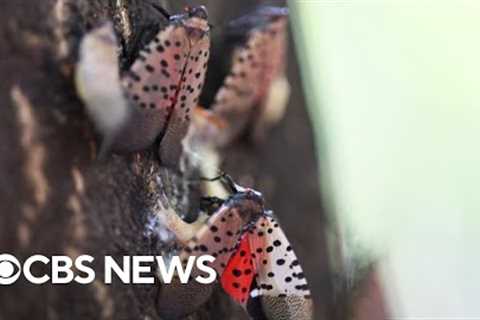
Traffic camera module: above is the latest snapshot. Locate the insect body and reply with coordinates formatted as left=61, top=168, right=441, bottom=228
left=180, top=175, right=313, bottom=320
left=181, top=182, right=265, bottom=277
left=208, top=6, right=289, bottom=145
left=120, top=6, right=210, bottom=166
left=156, top=180, right=264, bottom=319
left=76, top=6, right=210, bottom=166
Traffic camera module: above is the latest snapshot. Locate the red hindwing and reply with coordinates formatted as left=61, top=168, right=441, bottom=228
left=220, top=233, right=256, bottom=305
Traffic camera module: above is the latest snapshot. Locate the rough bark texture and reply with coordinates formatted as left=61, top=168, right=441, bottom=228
left=0, top=1, right=337, bottom=319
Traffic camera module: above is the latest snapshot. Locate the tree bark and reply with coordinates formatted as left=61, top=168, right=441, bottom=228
left=0, top=0, right=336, bottom=319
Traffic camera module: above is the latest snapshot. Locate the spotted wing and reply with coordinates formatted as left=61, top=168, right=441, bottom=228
left=159, top=30, right=210, bottom=166
left=249, top=215, right=310, bottom=299
left=220, top=233, right=256, bottom=305
left=180, top=203, right=245, bottom=276
left=211, top=9, right=288, bottom=145
left=116, top=25, right=189, bottom=152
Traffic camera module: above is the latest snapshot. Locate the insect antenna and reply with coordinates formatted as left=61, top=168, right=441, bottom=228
left=199, top=171, right=238, bottom=194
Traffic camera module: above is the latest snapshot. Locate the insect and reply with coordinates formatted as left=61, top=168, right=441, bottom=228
left=178, top=174, right=314, bottom=320
left=76, top=6, right=210, bottom=167
left=208, top=6, right=290, bottom=145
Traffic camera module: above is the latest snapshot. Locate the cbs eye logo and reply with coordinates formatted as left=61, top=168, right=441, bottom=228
left=0, top=254, right=21, bottom=285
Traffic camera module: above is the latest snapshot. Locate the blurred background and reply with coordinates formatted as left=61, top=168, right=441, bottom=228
left=291, top=0, right=480, bottom=318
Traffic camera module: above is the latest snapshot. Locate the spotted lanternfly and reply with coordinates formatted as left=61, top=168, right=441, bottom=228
left=209, top=6, right=289, bottom=145
left=180, top=174, right=313, bottom=320
left=111, top=5, right=210, bottom=166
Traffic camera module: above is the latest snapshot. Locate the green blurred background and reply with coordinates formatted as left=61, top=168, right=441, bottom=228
left=291, top=1, right=479, bottom=318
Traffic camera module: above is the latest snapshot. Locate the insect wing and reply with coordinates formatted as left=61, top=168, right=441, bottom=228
left=159, top=28, right=210, bottom=165
left=211, top=9, right=288, bottom=144
left=180, top=203, right=244, bottom=276
left=119, top=25, right=189, bottom=151
left=220, top=233, right=256, bottom=305
left=249, top=216, right=310, bottom=299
